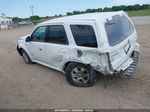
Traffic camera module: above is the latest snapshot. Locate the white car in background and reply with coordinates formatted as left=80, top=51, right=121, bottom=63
left=17, top=11, right=139, bottom=87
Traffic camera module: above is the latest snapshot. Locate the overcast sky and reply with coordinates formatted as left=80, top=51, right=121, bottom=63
left=0, top=0, right=150, bottom=18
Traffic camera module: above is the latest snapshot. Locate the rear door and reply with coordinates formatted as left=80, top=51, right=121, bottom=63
left=69, top=22, right=100, bottom=65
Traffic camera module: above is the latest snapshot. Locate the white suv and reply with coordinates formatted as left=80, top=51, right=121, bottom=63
left=17, top=11, right=139, bottom=87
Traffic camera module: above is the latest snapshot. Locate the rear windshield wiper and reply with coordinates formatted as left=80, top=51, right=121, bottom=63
left=106, top=19, right=116, bottom=25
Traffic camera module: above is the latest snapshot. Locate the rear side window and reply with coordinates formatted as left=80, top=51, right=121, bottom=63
left=45, top=25, right=68, bottom=45
left=70, top=25, right=97, bottom=48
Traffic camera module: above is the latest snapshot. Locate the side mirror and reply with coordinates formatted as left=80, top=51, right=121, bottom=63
left=26, top=36, right=31, bottom=42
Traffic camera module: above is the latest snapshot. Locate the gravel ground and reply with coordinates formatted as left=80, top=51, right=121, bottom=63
left=131, top=16, right=150, bottom=25
left=0, top=19, right=150, bottom=109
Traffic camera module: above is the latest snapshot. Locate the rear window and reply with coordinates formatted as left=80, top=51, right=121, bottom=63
left=105, top=14, right=134, bottom=46
left=70, top=25, right=97, bottom=48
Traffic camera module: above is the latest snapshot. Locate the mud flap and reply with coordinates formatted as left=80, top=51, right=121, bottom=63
left=123, top=51, right=139, bottom=79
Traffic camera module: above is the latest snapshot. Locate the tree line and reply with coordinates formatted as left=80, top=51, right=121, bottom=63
left=12, top=4, right=150, bottom=23
left=66, top=4, right=150, bottom=15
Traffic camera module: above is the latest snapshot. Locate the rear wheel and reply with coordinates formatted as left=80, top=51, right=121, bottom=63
left=21, top=50, right=32, bottom=64
left=65, top=63, right=97, bottom=87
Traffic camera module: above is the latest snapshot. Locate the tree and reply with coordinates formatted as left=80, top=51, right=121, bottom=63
left=142, top=4, right=150, bottom=9
left=12, top=17, right=21, bottom=24
left=86, top=9, right=92, bottom=13
left=103, top=7, right=112, bottom=11
left=66, top=12, right=73, bottom=15
left=73, top=11, right=81, bottom=15
left=80, top=11, right=86, bottom=14
left=134, top=4, right=141, bottom=10
left=112, top=6, right=120, bottom=11
left=45, top=16, right=49, bottom=18
left=65, top=4, right=150, bottom=16
left=97, top=8, right=103, bottom=12
left=30, top=15, right=40, bottom=21
left=59, top=14, right=62, bottom=17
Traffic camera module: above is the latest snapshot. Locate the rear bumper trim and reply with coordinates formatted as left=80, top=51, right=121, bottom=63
left=122, top=51, right=139, bottom=78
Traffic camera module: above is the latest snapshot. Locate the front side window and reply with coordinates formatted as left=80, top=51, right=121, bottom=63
left=31, top=26, right=47, bottom=42
left=45, top=25, right=68, bottom=45
left=70, top=25, right=97, bottom=48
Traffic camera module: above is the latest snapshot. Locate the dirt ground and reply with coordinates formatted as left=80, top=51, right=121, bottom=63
left=0, top=24, right=150, bottom=109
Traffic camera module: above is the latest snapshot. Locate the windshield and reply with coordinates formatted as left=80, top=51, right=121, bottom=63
left=105, top=14, right=134, bottom=46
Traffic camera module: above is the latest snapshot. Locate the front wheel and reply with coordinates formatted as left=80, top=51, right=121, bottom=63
left=21, top=50, right=32, bottom=64
left=65, top=63, right=97, bottom=87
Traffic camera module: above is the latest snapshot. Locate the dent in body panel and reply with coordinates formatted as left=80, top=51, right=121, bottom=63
left=68, top=47, right=110, bottom=75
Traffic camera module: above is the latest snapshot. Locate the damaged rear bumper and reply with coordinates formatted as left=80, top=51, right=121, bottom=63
left=122, top=51, right=139, bottom=78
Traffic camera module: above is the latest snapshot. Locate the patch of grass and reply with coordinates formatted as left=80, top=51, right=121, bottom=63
left=128, top=9, right=150, bottom=17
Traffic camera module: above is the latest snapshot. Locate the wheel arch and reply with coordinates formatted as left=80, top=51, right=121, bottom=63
left=17, top=44, right=33, bottom=61
left=17, top=46, right=23, bottom=56
left=62, top=61, right=91, bottom=72
left=18, top=47, right=26, bottom=56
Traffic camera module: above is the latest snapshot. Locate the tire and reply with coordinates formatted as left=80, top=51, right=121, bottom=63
left=65, top=63, right=97, bottom=87
left=21, top=50, right=32, bottom=64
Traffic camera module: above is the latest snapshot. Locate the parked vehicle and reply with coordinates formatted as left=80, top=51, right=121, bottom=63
left=17, top=11, right=139, bottom=87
